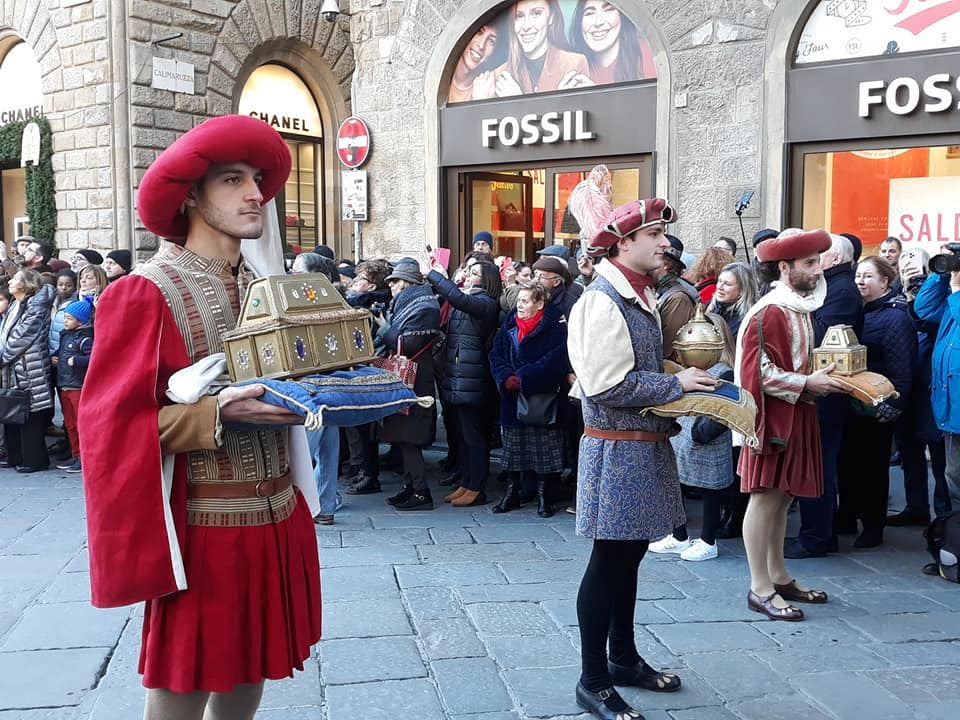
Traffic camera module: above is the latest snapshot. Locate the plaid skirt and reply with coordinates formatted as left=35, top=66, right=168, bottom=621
left=501, top=425, right=564, bottom=473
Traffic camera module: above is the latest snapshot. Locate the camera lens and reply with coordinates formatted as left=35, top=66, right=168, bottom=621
left=929, top=253, right=960, bottom=275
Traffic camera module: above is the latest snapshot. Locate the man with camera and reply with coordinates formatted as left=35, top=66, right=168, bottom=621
left=913, top=243, right=960, bottom=515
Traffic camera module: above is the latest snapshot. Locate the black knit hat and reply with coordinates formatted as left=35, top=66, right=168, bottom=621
left=106, top=249, right=132, bottom=273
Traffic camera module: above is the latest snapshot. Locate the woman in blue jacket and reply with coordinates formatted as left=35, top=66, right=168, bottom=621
left=489, top=283, right=569, bottom=517
left=427, top=261, right=502, bottom=507
left=836, top=257, right=916, bottom=548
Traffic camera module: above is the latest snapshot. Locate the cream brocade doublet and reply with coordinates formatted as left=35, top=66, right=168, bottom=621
left=135, top=244, right=296, bottom=527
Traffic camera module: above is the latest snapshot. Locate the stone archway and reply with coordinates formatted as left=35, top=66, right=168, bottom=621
left=0, top=1, right=63, bottom=100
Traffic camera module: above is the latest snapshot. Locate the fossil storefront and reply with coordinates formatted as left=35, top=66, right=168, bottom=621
left=436, top=0, right=666, bottom=268
left=784, top=1, right=960, bottom=256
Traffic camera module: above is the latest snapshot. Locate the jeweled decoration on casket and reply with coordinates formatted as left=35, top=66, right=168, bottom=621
left=222, top=272, right=377, bottom=382
left=813, top=325, right=867, bottom=376
left=294, top=336, right=308, bottom=361
left=673, top=304, right=724, bottom=370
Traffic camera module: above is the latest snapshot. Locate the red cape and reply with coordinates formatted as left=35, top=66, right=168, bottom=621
left=80, top=276, right=191, bottom=608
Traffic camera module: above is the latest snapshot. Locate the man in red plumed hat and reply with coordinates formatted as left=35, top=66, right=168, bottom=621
left=567, top=199, right=718, bottom=720
left=735, top=228, right=846, bottom=624
left=79, top=115, right=321, bottom=719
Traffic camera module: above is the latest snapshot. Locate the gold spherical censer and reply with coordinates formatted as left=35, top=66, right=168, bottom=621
left=673, top=304, right=723, bottom=370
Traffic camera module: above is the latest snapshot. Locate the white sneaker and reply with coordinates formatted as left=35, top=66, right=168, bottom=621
left=648, top=535, right=694, bottom=554
left=680, top=538, right=718, bottom=561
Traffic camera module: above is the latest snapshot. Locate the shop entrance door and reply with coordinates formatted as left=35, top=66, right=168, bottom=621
left=463, top=172, right=533, bottom=262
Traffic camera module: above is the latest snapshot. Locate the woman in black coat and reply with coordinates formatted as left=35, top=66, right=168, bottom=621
left=375, top=260, right=442, bottom=510
left=837, top=256, right=916, bottom=548
left=489, top=283, right=569, bottom=517
left=427, top=261, right=501, bottom=507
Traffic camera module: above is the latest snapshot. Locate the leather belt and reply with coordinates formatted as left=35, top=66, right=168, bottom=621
left=187, top=474, right=292, bottom=500
left=584, top=427, right=676, bottom=442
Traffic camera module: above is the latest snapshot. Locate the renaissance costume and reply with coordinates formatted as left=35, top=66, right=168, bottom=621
left=80, top=115, right=321, bottom=693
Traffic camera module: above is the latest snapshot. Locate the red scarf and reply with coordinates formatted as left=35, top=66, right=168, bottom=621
left=516, top=309, right=544, bottom=343
left=610, top=259, right=654, bottom=296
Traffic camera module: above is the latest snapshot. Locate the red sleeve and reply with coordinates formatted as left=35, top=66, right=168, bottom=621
left=80, top=276, right=192, bottom=608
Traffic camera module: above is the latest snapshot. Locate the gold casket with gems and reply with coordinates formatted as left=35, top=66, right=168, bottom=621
left=812, top=325, right=867, bottom=376
left=222, top=273, right=376, bottom=382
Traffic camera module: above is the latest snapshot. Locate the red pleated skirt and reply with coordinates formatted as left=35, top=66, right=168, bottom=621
left=739, top=402, right=823, bottom=499
left=138, top=494, right=322, bottom=693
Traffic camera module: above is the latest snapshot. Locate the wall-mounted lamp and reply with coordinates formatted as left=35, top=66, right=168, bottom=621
left=320, top=0, right=341, bottom=22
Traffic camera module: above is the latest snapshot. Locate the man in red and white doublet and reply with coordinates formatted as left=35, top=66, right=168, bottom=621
left=80, top=115, right=321, bottom=719
left=735, top=228, right=846, bottom=623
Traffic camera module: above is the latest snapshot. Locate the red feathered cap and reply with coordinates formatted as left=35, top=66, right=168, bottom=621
left=587, top=198, right=677, bottom=257
left=755, top=228, right=831, bottom=263
left=137, top=115, right=291, bottom=240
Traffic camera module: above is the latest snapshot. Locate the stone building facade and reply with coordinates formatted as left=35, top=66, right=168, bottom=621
left=2, top=0, right=958, bottom=262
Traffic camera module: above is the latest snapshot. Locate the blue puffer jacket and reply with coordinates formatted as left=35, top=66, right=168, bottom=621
left=914, top=273, right=960, bottom=433
left=428, top=270, right=500, bottom=406
left=861, top=291, right=916, bottom=413
left=488, top=303, right=569, bottom=428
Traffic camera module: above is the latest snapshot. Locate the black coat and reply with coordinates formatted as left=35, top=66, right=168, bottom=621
left=814, top=262, right=864, bottom=345
left=428, top=270, right=500, bottom=406
left=56, top=326, right=93, bottom=389
left=862, top=291, right=916, bottom=413
left=379, top=284, right=441, bottom=448
left=489, top=303, right=569, bottom=428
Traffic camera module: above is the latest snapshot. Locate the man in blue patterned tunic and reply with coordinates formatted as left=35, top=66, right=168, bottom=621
left=567, top=199, right=717, bottom=720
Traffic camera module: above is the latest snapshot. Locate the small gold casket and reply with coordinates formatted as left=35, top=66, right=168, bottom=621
left=812, top=325, right=867, bottom=376
left=222, top=273, right=377, bottom=382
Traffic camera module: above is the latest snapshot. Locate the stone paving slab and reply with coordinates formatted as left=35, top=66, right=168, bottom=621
left=319, top=544, right=420, bottom=567
left=866, top=664, right=960, bottom=705
left=533, top=539, right=592, bottom=561
left=839, top=589, right=952, bottom=614
left=654, top=595, right=759, bottom=623
left=752, top=643, right=891, bottom=674
left=843, top=612, right=960, bottom=643
left=465, top=602, right=561, bottom=636
left=319, top=565, right=400, bottom=601
left=649, top=621, right=779, bottom=654
left=481, top=634, right=580, bottom=669
left=429, top=527, right=476, bottom=544
left=617, top=669, right=725, bottom=711
left=752, top=616, right=872, bottom=648
left=326, top=678, right=445, bottom=720
left=340, top=527, right=433, bottom=547
left=419, top=617, right=486, bottom=660
left=910, top=700, right=960, bottom=720
left=449, top=713, right=522, bottom=720
left=467, top=524, right=565, bottom=544
left=865, top=639, right=960, bottom=667
left=497, top=560, right=583, bottom=584
left=0, top=709, right=82, bottom=719
left=457, top=581, right=579, bottom=604
left=258, top=655, right=323, bottom=709
left=501, top=665, right=581, bottom=718
left=419, top=542, right=547, bottom=564
left=730, top=693, right=833, bottom=720
left=683, top=652, right=785, bottom=700
left=791, top=671, right=915, bottom=719
left=320, top=597, right=412, bottom=639
left=396, top=562, right=506, bottom=589
left=0, top=602, right=129, bottom=651
left=669, top=708, right=740, bottom=720
left=320, top=636, right=426, bottom=684
left=402, top=587, right=465, bottom=622
left=432, top=657, right=513, bottom=714
left=0, top=648, right=107, bottom=709
left=38, top=572, right=92, bottom=604
left=63, top=549, right=89, bottom=574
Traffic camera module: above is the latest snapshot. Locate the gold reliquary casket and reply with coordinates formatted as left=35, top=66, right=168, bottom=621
left=812, top=325, right=867, bottom=376
left=222, top=273, right=377, bottom=382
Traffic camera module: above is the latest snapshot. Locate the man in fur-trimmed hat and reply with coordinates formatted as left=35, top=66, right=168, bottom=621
left=567, top=198, right=718, bottom=720
left=80, top=115, right=321, bottom=720
left=735, top=228, right=846, bottom=624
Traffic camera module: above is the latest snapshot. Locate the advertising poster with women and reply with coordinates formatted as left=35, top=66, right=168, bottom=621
left=447, top=0, right=655, bottom=104
left=795, top=0, right=960, bottom=65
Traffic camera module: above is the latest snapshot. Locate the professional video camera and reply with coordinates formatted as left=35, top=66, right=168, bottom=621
left=929, top=243, right=960, bottom=275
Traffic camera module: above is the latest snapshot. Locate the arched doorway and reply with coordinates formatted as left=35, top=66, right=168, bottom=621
left=239, top=63, right=325, bottom=254
left=0, top=36, right=43, bottom=251
left=778, top=1, right=960, bottom=254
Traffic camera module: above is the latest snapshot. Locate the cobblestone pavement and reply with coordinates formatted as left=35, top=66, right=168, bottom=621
left=1, top=452, right=959, bottom=720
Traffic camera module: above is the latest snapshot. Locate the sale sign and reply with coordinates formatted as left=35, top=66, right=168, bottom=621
left=888, top=176, right=960, bottom=246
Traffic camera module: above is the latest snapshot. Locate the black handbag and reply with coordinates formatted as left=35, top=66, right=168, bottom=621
left=516, top=392, right=558, bottom=426
left=0, top=388, right=30, bottom=425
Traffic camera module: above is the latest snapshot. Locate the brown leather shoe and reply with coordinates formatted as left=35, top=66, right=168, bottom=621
left=444, top=487, right=467, bottom=503
left=451, top=489, right=487, bottom=507
left=774, top=580, right=828, bottom=604
left=747, top=590, right=804, bottom=621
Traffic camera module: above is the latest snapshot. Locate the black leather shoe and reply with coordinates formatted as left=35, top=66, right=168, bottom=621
left=492, top=478, right=520, bottom=514
left=387, top=486, right=414, bottom=506
left=885, top=510, right=930, bottom=527
left=783, top=537, right=827, bottom=559
left=346, top=475, right=381, bottom=495
left=394, top=492, right=433, bottom=511
left=16, top=466, right=47, bottom=474
left=608, top=660, right=681, bottom=692
left=536, top=479, right=554, bottom=518
left=854, top=528, right=883, bottom=548
left=575, top=683, right=644, bottom=720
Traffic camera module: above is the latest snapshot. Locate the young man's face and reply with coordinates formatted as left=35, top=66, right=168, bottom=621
left=22, top=243, right=43, bottom=268
left=879, top=240, right=901, bottom=269
left=780, top=252, right=822, bottom=296
left=103, top=257, right=125, bottom=278
left=187, top=162, right=265, bottom=240
left=618, top=224, right=669, bottom=274
left=63, top=313, right=81, bottom=331
left=56, top=275, right=76, bottom=299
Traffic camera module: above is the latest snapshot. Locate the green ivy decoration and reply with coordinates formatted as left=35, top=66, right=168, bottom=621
left=0, top=117, right=56, bottom=249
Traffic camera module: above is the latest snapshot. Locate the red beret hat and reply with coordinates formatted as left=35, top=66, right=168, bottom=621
left=137, top=115, right=292, bottom=240
left=755, top=228, right=831, bottom=263
left=588, top=198, right=678, bottom=257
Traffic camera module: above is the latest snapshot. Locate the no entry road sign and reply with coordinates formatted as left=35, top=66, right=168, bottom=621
left=336, top=116, right=371, bottom=168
